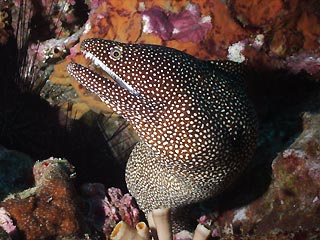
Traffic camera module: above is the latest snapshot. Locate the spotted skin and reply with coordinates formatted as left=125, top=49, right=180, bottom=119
left=67, top=39, right=257, bottom=227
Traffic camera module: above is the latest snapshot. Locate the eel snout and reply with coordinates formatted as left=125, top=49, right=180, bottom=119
left=68, top=38, right=139, bottom=96
left=66, top=61, right=109, bottom=91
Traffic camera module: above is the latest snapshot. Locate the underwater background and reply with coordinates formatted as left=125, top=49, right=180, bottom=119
left=0, top=0, right=320, bottom=239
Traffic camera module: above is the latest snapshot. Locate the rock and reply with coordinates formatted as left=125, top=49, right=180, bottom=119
left=229, top=0, right=284, bottom=27
left=0, top=156, right=142, bottom=239
left=215, top=113, right=320, bottom=239
left=0, top=146, right=34, bottom=200
left=1, top=158, right=81, bottom=240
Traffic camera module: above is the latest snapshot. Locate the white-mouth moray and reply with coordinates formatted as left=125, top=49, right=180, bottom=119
left=67, top=38, right=257, bottom=230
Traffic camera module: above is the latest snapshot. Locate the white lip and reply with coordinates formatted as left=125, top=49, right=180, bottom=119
left=83, top=50, right=139, bottom=96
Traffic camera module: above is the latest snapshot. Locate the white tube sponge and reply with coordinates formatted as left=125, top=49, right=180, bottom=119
left=136, top=222, right=151, bottom=239
left=192, top=224, right=211, bottom=240
left=152, top=208, right=172, bottom=240
left=110, top=221, right=151, bottom=240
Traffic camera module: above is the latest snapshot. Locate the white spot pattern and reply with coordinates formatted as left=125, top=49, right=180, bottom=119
left=67, top=38, right=257, bottom=226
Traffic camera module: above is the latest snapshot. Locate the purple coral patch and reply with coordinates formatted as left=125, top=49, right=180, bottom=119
left=142, top=3, right=212, bottom=43
left=81, top=184, right=140, bottom=237
left=0, top=207, right=17, bottom=235
left=286, top=52, right=320, bottom=75
left=169, top=4, right=212, bottom=43
left=142, top=7, right=174, bottom=40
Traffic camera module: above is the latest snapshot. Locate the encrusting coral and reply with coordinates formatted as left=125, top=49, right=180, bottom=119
left=0, top=153, right=216, bottom=239
left=0, top=158, right=81, bottom=240
left=0, top=154, right=144, bottom=239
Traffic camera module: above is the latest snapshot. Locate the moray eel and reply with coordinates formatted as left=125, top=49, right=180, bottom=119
left=67, top=38, right=257, bottom=229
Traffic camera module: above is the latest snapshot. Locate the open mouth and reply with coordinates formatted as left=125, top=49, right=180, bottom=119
left=83, top=50, right=116, bottom=82
left=67, top=47, right=139, bottom=97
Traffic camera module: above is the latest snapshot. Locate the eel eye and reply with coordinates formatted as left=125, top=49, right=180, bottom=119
left=110, top=46, right=122, bottom=60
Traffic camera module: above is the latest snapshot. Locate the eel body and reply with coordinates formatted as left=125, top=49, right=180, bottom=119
left=67, top=38, right=257, bottom=228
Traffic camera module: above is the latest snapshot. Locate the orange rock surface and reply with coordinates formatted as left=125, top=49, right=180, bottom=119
left=230, top=0, right=284, bottom=27
left=50, top=58, right=112, bottom=117
left=297, top=11, right=320, bottom=50
left=208, top=0, right=250, bottom=57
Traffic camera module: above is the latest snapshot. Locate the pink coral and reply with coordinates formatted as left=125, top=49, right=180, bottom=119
left=142, top=3, right=212, bottom=43
left=105, top=188, right=140, bottom=226
left=142, top=7, right=174, bottom=40
left=0, top=207, right=17, bottom=235
left=169, top=3, right=212, bottom=43
left=286, top=52, right=320, bottom=75
left=81, top=184, right=140, bottom=237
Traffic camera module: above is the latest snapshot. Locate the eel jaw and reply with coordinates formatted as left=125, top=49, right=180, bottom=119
left=66, top=61, right=107, bottom=90
left=81, top=49, right=139, bottom=97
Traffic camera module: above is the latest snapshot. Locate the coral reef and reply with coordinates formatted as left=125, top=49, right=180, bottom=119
left=48, top=0, right=320, bottom=238
left=46, top=0, right=320, bottom=120
left=229, top=0, right=320, bottom=74
left=1, top=0, right=320, bottom=239
left=4, top=0, right=319, bottom=121
left=0, top=151, right=218, bottom=239
left=0, top=158, right=81, bottom=240
left=0, top=155, right=142, bottom=239
left=142, top=3, right=212, bottom=43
